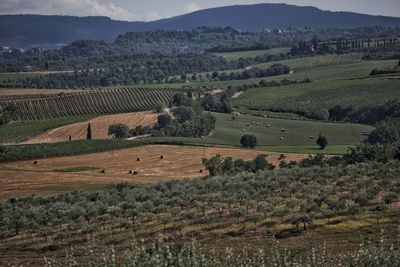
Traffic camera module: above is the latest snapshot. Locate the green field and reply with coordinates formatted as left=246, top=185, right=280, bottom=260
left=233, top=78, right=400, bottom=114
left=253, top=53, right=364, bottom=70
left=151, top=112, right=373, bottom=154
left=0, top=115, right=93, bottom=144
left=215, top=47, right=291, bottom=60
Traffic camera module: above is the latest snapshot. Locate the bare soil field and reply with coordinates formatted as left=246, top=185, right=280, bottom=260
left=22, top=111, right=159, bottom=144
left=0, top=145, right=307, bottom=199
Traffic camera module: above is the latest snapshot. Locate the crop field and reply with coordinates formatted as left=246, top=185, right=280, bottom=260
left=215, top=47, right=291, bottom=60
left=22, top=111, right=159, bottom=144
left=233, top=78, right=400, bottom=114
left=152, top=112, right=373, bottom=153
left=0, top=144, right=306, bottom=199
left=1, top=87, right=180, bottom=120
left=0, top=115, right=94, bottom=144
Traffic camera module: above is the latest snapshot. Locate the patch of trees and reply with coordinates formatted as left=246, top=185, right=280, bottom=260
left=206, top=43, right=271, bottom=53
left=131, top=94, right=217, bottom=138
left=0, top=54, right=236, bottom=88
left=368, top=119, right=400, bottom=144
left=207, top=64, right=290, bottom=82
left=0, top=104, right=16, bottom=126
left=370, top=67, right=399, bottom=76
left=328, top=100, right=400, bottom=125
left=280, top=143, right=400, bottom=169
left=202, top=154, right=275, bottom=176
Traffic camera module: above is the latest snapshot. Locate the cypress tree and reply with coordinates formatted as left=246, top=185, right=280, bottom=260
left=86, top=123, right=92, bottom=140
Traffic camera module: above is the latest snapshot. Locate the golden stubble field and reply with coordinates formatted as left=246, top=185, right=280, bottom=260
left=22, top=111, right=159, bottom=144
left=0, top=145, right=307, bottom=199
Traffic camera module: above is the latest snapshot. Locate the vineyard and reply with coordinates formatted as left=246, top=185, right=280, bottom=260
left=1, top=87, right=181, bottom=120
left=255, top=52, right=364, bottom=70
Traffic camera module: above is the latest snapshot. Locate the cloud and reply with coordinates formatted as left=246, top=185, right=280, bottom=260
left=184, top=3, right=201, bottom=13
left=0, top=0, right=160, bottom=21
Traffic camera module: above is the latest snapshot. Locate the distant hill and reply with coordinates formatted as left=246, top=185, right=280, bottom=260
left=1, top=3, right=400, bottom=48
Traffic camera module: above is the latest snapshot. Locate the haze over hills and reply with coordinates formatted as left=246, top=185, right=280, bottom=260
left=1, top=3, right=400, bottom=48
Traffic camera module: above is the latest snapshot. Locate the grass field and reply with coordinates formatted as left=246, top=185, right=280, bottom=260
left=151, top=112, right=373, bottom=153
left=0, top=115, right=93, bottom=144
left=215, top=47, right=291, bottom=60
left=232, top=78, right=400, bottom=114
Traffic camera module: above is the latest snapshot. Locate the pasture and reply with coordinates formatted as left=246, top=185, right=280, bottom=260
left=152, top=112, right=373, bottom=152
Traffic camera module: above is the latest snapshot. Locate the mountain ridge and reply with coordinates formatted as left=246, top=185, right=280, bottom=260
left=1, top=3, right=400, bottom=48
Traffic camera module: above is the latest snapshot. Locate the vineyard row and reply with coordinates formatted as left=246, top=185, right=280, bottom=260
left=1, top=88, right=181, bottom=120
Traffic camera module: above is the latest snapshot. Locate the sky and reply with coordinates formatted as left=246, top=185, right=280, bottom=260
left=1, top=0, right=399, bottom=21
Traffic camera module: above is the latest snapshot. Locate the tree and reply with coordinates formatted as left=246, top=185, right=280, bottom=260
left=253, top=154, right=275, bottom=171
left=202, top=155, right=223, bottom=176
left=240, top=134, right=257, bottom=148
left=157, top=114, right=172, bottom=128
left=108, top=124, right=129, bottom=139
left=86, top=123, right=92, bottom=140
left=316, top=134, right=328, bottom=150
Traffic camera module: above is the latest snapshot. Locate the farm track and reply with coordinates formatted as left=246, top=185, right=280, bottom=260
left=0, top=145, right=307, bottom=199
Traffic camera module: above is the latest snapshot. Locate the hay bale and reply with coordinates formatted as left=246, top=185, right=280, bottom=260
left=199, top=169, right=203, bottom=173
left=281, top=128, right=286, bottom=132
left=160, top=155, right=164, bottom=159
left=33, top=160, right=38, bottom=165
left=266, top=125, right=271, bottom=128
left=128, top=170, right=133, bottom=174
left=137, top=157, right=141, bottom=161
left=280, top=137, right=284, bottom=141
left=309, top=136, right=314, bottom=139
left=100, top=170, right=105, bottom=174
left=133, top=171, right=139, bottom=175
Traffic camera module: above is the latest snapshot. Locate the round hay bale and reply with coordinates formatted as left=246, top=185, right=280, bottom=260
left=199, top=169, right=203, bottom=173
left=33, top=160, right=38, bottom=165
left=128, top=170, right=133, bottom=174
left=280, top=137, right=284, bottom=141
left=160, top=155, right=164, bottom=159
left=309, top=136, right=314, bottom=139
left=133, top=171, right=139, bottom=175
left=100, top=170, right=105, bottom=174
left=137, top=157, right=141, bottom=161
left=281, top=128, right=286, bottom=132
left=266, top=125, right=271, bottom=128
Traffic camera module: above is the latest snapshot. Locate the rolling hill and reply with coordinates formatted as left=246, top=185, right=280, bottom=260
left=1, top=3, right=400, bottom=48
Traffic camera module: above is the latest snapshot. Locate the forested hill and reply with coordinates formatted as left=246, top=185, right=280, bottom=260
left=2, top=3, right=400, bottom=48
